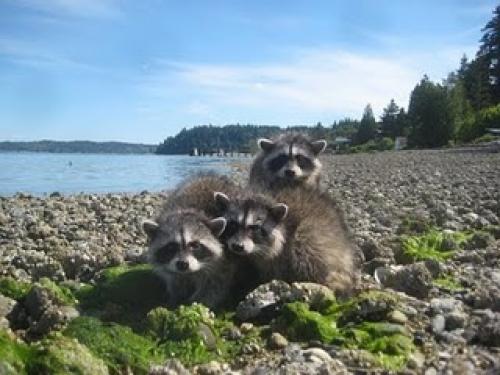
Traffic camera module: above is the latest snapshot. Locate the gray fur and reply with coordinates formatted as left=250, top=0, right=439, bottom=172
left=249, top=133, right=327, bottom=192
left=219, top=187, right=356, bottom=296
left=144, top=173, right=242, bottom=310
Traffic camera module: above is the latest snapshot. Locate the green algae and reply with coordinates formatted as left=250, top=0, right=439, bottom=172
left=147, top=304, right=263, bottom=366
left=276, top=291, right=416, bottom=371
left=37, top=278, right=77, bottom=306
left=64, top=316, right=162, bottom=375
left=0, top=330, right=32, bottom=375
left=29, top=335, right=109, bottom=375
left=433, top=275, right=463, bottom=291
left=279, top=302, right=339, bottom=342
left=0, top=277, right=77, bottom=306
left=0, top=277, right=31, bottom=300
left=75, top=264, right=166, bottom=328
left=401, top=230, right=471, bottom=262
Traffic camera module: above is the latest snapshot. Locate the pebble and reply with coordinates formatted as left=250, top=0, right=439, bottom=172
left=388, top=310, right=408, bottom=324
left=268, top=332, right=288, bottom=349
left=432, top=314, right=446, bottom=334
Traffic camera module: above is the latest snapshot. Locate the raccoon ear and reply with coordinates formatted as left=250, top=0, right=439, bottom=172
left=270, top=203, right=288, bottom=222
left=207, top=217, right=227, bottom=237
left=311, top=140, right=327, bottom=155
left=214, top=191, right=230, bottom=210
left=142, top=219, right=159, bottom=238
left=257, top=138, right=275, bottom=152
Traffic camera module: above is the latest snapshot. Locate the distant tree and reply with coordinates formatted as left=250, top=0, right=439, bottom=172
left=408, top=76, right=455, bottom=148
left=381, top=99, right=402, bottom=138
left=331, top=118, right=360, bottom=139
left=447, top=80, right=475, bottom=142
left=354, top=104, right=377, bottom=144
left=478, top=5, right=500, bottom=103
left=463, top=56, right=494, bottom=110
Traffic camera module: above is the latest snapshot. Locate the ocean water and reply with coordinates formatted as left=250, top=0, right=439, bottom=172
left=0, top=152, right=249, bottom=196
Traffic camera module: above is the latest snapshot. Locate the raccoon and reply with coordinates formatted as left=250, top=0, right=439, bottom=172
left=214, top=187, right=355, bottom=296
left=143, top=210, right=232, bottom=310
left=249, top=133, right=327, bottom=192
left=142, top=173, right=242, bottom=310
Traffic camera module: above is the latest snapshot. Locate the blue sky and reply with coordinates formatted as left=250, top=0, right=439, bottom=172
left=0, top=0, right=497, bottom=144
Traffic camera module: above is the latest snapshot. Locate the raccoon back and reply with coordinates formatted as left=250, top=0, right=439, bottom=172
left=160, top=173, right=241, bottom=219
left=275, top=187, right=356, bottom=294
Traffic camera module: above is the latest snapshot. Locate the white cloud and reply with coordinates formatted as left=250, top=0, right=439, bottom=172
left=12, top=0, right=122, bottom=18
left=141, top=46, right=472, bottom=123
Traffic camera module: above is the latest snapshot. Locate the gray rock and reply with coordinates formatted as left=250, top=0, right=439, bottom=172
left=0, top=294, right=16, bottom=318
left=149, top=359, right=190, bottom=375
left=445, top=311, right=467, bottom=330
left=236, top=280, right=292, bottom=321
left=268, top=332, right=288, bottom=349
left=432, top=314, right=446, bottom=334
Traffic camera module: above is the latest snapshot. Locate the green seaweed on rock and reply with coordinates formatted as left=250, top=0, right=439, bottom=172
left=75, top=264, right=166, bottom=328
left=64, top=316, right=162, bottom=375
left=0, top=330, right=32, bottom=375
left=29, top=335, right=109, bottom=375
left=147, top=304, right=263, bottom=366
left=401, top=230, right=471, bottom=262
left=0, top=277, right=32, bottom=300
left=275, top=291, right=416, bottom=371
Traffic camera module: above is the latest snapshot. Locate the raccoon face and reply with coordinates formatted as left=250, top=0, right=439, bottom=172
left=258, top=135, right=326, bottom=185
left=143, top=212, right=226, bottom=274
left=214, top=192, right=288, bottom=258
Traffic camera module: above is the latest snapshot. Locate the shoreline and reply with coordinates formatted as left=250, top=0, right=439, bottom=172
left=1, top=149, right=500, bottom=373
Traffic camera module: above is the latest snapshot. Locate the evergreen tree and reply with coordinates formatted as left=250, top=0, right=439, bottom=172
left=355, top=104, right=377, bottom=144
left=447, top=80, right=474, bottom=142
left=478, top=5, right=500, bottom=103
left=408, top=76, right=455, bottom=148
left=381, top=99, right=401, bottom=138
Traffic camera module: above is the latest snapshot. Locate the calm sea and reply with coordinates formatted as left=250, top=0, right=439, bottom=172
left=0, top=152, right=249, bottom=196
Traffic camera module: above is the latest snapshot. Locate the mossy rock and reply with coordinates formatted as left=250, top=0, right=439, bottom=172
left=147, top=304, right=263, bottom=366
left=0, top=278, right=31, bottom=300
left=275, top=291, right=416, bottom=371
left=433, top=275, right=463, bottom=291
left=64, top=317, right=162, bottom=375
left=278, top=302, right=339, bottom=342
left=0, top=330, right=32, bottom=374
left=76, top=265, right=166, bottom=327
left=37, top=278, right=77, bottom=306
left=29, top=335, right=109, bottom=375
left=399, top=230, right=471, bottom=262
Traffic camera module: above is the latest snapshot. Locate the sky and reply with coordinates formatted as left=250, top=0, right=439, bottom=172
left=0, top=0, right=497, bottom=144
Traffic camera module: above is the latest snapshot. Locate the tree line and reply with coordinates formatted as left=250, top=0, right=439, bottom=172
left=157, top=6, right=500, bottom=154
left=0, top=140, right=156, bottom=154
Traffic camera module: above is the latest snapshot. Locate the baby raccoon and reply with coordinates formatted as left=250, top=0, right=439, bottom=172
left=143, top=210, right=232, bottom=310
left=142, top=173, right=242, bottom=310
left=214, top=187, right=355, bottom=296
left=249, top=133, right=327, bottom=191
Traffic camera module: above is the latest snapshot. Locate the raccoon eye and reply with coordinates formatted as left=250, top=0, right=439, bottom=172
left=268, top=154, right=288, bottom=172
left=248, top=224, right=267, bottom=237
left=296, top=154, right=313, bottom=170
left=155, top=242, right=179, bottom=263
left=190, top=242, right=212, bottom=260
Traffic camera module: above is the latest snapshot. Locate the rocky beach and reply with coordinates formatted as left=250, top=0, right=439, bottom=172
left=1, top=148, right=500, bottom=374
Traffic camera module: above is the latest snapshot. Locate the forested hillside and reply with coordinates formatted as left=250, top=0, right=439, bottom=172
left=0, top=140, right=156, bottom=154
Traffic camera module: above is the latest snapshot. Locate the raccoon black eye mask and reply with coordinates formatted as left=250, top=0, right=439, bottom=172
left=155, top=242, right=180, bottom=263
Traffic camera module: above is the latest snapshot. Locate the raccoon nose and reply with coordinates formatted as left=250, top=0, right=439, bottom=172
left=285, top=169, right=296, bottom=178
left=176, top=260, right=189, bottom=271
left=231, top=244, right=245, bottom=253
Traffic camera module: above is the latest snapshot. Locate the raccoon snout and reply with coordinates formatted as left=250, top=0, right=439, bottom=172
left=231, top=243, right=245, bottom=253
left=176, top=260, right=189, bottom=272
left=284, top=169, right=296, bottom=178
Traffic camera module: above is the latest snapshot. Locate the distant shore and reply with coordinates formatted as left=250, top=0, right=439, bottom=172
left=0, top=140, right=157, bottom=154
